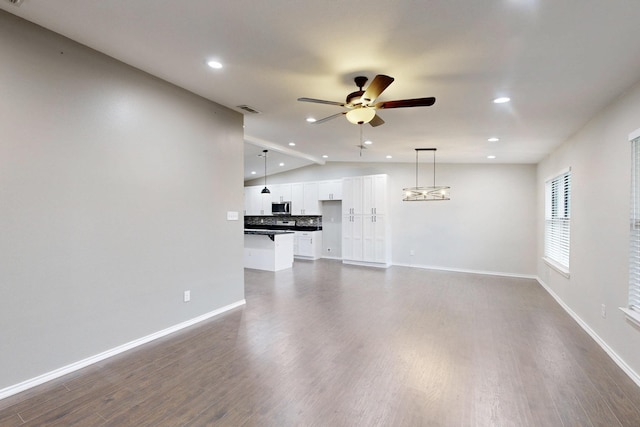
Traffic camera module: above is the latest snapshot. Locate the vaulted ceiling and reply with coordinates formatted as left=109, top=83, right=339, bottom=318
left=3, top=0, right=640, bottom=180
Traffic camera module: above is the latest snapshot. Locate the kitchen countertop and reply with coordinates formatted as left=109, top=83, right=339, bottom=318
left=244, top=229, right=295, bottom=235
left=244, top=225, right=322, bottom=232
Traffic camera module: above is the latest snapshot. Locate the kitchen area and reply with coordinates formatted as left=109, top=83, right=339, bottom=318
left=243, top=180, right=329, bottom=271
left=244, top=174, right=390, bottom=271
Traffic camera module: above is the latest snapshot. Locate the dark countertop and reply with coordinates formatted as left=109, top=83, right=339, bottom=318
left=244, top=229, right=295, bottom=242
left=244, top=225, right=322, bottom=232
left=244, top=230, right=295, bottom=236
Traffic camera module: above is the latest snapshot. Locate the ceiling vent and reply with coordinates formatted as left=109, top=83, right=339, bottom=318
left=5, top=0, right=24, bottom=6
left=236, top=105, right=261, bottom=114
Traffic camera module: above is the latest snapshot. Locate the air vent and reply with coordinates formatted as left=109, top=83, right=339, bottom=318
left=5, top=0, right=24, bottom=6
left=236, top=105, right=261, bottom=114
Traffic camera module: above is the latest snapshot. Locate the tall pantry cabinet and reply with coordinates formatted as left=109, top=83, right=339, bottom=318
left=342, top=174, right=391, bottom=267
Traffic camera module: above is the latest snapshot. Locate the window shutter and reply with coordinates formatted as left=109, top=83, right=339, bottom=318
left=629, top=137, right=640, bottom=311
left=545, top=169, right=571, bottom=270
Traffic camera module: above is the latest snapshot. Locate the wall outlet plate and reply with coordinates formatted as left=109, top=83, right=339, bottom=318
left=184, top=290, right=191, bottom=302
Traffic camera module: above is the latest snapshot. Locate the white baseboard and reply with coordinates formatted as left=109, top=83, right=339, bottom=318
left=392, top=262, right=538, bottom=280
left=0, top=299, right=246, bottom=401
left=536, top=278, right=640, bottom=388
left=343, top=260, right=391, bottom=269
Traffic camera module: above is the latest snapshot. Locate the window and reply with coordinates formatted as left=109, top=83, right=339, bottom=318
left=544, top=168, right=571, bottom=275
left=627, top=134, right=640, bottom=320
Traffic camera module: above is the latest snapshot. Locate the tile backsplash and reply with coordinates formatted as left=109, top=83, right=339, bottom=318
left=245, top=215, right=322, bottom=228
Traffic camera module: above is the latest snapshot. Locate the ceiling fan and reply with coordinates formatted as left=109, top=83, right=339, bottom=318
left=298, top=74, right=436, bottom=127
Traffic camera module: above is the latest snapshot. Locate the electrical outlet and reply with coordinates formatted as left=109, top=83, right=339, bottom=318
left=601, top=304, right=606, bottom=318
left=184, top=290, right=191, bottom=302
left=410, top=250, right=415, bottom=256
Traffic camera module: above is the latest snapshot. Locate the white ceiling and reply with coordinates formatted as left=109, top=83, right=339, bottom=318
left=4, top=0, right=640, bottom=180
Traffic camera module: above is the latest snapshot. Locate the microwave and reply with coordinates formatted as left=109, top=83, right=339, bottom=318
left=272, top=201, right=291, bottom=215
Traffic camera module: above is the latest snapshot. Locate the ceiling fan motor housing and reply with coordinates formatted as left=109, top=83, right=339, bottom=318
left=346, top=90, right=365, bottom=106
left=346, top=76, right=369, bottom=106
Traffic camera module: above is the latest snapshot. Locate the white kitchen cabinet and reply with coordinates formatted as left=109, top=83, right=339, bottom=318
left=363, top=174, right=387, bottom=215
left=294, top=230, right=322, bottom=260
left=270, top=183, right=292, bottom=203
left=363, top=214, right=387, bottom=264
left=244, top=186, right=272, bottom=216
left=318, top=179, right=343, bottom=200
left=341, top=176, right=363, bottom=215
left=342, top=214, right=363, bottom=261
left=341, top=174, right=390, bottom=267
left=291, top=182, right=321, bottom=215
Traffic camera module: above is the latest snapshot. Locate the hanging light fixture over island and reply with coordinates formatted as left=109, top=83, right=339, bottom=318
left=260, top=149, right=270, bottom=194
left=403, top=148, right=450, bottom=201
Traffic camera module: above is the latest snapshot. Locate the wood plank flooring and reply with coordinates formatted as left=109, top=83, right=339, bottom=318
left=2, top=260, right=640, bottom=426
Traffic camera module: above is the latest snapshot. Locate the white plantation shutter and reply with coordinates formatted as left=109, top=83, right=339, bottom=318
left=629, top=137, right=640, bottom=311
left=544, top=169, right=571, bottom=271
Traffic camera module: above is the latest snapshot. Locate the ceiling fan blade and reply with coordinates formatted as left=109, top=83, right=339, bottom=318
left=375, top=97, right=436, bottom=109
left=369, top=114, right=385, bottom=127
left=313, top=111, right=347, bottom=124
left=361, top=74, right=394, bottom=105
left=297, top=97, right=346, bottom=107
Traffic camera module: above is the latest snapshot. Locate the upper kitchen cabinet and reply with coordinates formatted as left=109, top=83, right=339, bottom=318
left=244, top=186, right=272, bottom=216
left=318, top=179, right=343, bottom=201
left=363, top=174, right=387, bottom=215
left=342, top=176, right=363, bottom=215
left=291, top=182, right=321, bottom=215
left=270, top=183, right=292, bottom=203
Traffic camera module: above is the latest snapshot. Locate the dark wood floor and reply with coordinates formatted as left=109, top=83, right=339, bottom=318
left=2, top=260, right=640, bottom=426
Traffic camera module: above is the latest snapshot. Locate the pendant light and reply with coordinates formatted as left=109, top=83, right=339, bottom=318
left=403, top=148, right=450, bottom=201
left=261, top=149, right=270, bottom=194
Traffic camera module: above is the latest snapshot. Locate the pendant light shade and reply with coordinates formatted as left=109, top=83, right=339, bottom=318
left=403, top=148, right=450, bottom=201
left=261, top=149, right=270, bottom=194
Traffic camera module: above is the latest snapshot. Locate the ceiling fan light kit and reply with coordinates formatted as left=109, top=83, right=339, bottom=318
left=403, top=148, right=450, bottom=202
left=298, top=74, right=436, bottom=128
left=346, top=107, right=376, bottom=124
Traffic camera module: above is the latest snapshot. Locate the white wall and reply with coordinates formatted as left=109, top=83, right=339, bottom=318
left=0, top=12, right=245, bottom=390
left=253, top=161, right=537, bottom=276
left=537, top=81, right=640, bottom=380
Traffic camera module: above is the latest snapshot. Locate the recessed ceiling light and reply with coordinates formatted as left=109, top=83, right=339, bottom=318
left=288, top=142, right=296, bottom=146
left=493, top=97, right=510, bottom=104
left=364, top=140, right=373, bottom=145
left=386, top=155, right=393, bottom=159
left=279, top=162, right=285, bottom=167
left=487, top=155, right=496, bottom=159
left=207, top=60, right=223, bottom=69
left=251, top=171, right=256, bottom=175
left=322, top=155, right=328, bottom=159
left=306, top=117, right=316, bottom=123
left=488, top=137, right=499, bottom=142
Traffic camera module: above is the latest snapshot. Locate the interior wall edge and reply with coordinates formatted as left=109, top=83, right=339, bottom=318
left=536, top=277, right=640, bottom=389
left=0, top=299, right=246, bottom=401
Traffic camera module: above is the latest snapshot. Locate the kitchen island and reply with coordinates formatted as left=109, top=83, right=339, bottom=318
left=244, top=230, right=294, bottom=271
